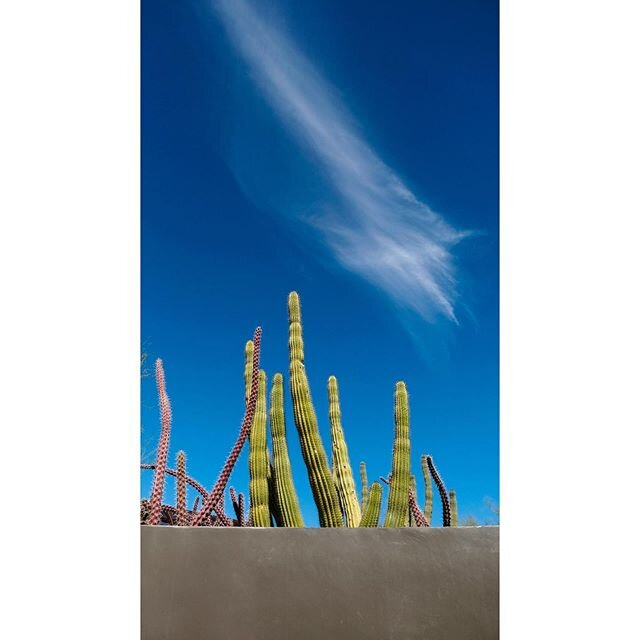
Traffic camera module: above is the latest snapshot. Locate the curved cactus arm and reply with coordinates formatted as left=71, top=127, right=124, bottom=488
left=409, top=487, right=429, bottom=527
left=426, top=455, right=451, bottom=527
left=176, top=451, right=188, bottom=526
left=449, top=489, right=458, bottom=527
left=421, top=454, right=433, bottom=525
left=288, top=292, right=343, bottom=527
left=147, top=359, right=173, bottom=525
left=359, top=482, right=383, bottom=527
left=269, top=373, right=304, bottom=527
left=192, top=327, right=262, bottom=526
left=328, top=376, right=362, bottom=527
left=249, top=370, right=271, bottom=527
left=383, top=382, right=411, bottom=528
left=360, top=462, right=369, bottom=513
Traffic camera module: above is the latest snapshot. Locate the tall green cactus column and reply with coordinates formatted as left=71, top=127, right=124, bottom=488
left=288, top=292, right=343, bottom=527
left=384, top=381, right=411, bottom=528
left=360, top=461, right=369, bottom=513
left=249, top=370, right=271, bottom=527
left=449, top=489, right=458, bottom=527
left=359, top=482, right=382, bottom=527
left=421, top=454, right=434, bottom=525
left=328, top=376, right=362, bottom=527
left=270, top=373, right=304, bottom=527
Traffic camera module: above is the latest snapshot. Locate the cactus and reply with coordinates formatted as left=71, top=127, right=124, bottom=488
left=192, top=496, right=200, bottom=514
left=176, top=451, right=187, bottom=526
left=426, top=454, right=451, bottom=527
left=383, top=382, right=411, bottom=528
left=237, top=492, right=246, bottom=527
left=249, top=370, right=271, bottom=527
left=359, top=482, right=382, bottom=527
left=449, top=489, right=458, bottom=527
left=192, top=327, right=262, bottom=526
left=268, top=458, right=284, bottom=527
left=407, top=474, right=417, bottom=527
left=408, top=487, right=428, bottom=527
left=328, top=376, right=361, bottom=527
left=244, top=340, right=254, bottom=406
left=147, top=359, right=173, bottom=525
left=288, top=292, right=343, bottom=527
left=360, top=462, right=369, bottom=513
left=269, top=373, right=304, bottom=527
left=421, top=454, right=433, bottom=525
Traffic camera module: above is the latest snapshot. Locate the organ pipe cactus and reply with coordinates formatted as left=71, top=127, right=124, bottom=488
left=407, top=474, right=417, bottom=527
left=328, top=376, right=361, bottom=527
left=360, top=462, right=369, bottom=513
left=426, top=454, right=451, bottom=527
left=249, top=370, right=271, bottom=527
left=148, top=359, right=172, bottom=525
left=359, top=482, right=382, bottom=527
left=383, top=382, right=411, bottom=528
left=176, top=451, right=187, bottom=526
left=192, top=327, right=262, bottom=526
left=288, top=292, right=343, bottom=527
left=269, top=373, right=304, bottom=527
left=449, top=489, right=458, bottom=527
left=244, top=340, right=254, bottom=407
left=421, top=454, right=433, bottom=525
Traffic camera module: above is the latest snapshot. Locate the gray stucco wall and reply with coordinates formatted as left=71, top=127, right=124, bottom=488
left=141, top=526, right=499, bottom=640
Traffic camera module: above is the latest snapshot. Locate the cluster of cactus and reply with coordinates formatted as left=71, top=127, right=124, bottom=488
left=141, top=293, right=459, bottom=528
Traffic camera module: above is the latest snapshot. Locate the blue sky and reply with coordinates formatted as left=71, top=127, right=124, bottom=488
left=142, top=0, right=498, bottom=526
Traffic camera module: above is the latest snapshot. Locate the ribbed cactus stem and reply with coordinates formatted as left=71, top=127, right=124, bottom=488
left=328, top=376, right=362, bottom=527
left=176, top=451, right=187, bottom=526
left=407, top=474, right=417, bottom=527
left=426, top=455, right=451, bottom=527
left=409, top=487, right=429, bottom=527
left=359, top=482, right=382, bottom=527
left=249, top=370, right=271, bottom=527
left=192, top=327, right=262, bottom=526
left=269, top=373, right=304, bottom=527
left=421, top=454, right=433, bottom=525
left=288, top=292, right=343, bottom=527
left=147, top=359, right=173, bottom=525
left=141, top=463, right=231, bottom=525
left=237, top=492, right=246, bottom=527
left=384, top=382, right=411, bottom=528
left=192, top=496, right=200, bottom=515
left=449, top=489, right=458, bottom=527
left=244, top=340, right=254, bottom=407
left=360, top=462, right=369, bottom=512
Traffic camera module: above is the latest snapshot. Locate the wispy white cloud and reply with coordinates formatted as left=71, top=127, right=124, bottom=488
left=214, top=0, right=467, bottom=322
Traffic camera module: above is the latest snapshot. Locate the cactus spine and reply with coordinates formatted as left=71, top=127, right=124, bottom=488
left=148, top=359, right=172, bottom=525
left=360, top=462, right=369, bottom=513
left=359, top=482, right=382, bottom=527
left=249, top=370, right=271, bottom=527
left=421, top=454, right=433, bottom=525
left=328, top=376, right=362, bottom=527
left=449, top=489, right=458, bottom=527
left=176, top=451, right=187, bottom=526
left=426, top=454, right=451, bottom=527
left=383, top=382, right=411, bottom=528
left=269, top=373, right=304, bottom=527
left=288, top=292, right=343, bottom=527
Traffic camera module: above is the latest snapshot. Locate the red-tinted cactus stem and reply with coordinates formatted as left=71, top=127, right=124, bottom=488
left=148, top=359, right=173, bottom=525
left=426, top=455, right=451, bottom=527
left=192, top=327, right=262, bottom=526
left=176, top=451, right=188, bottom=526
left=247, top=512, right=254, bottom=527
left=230, top=487, right=243, bottom=524
left=190, top=496, right=200, bottom=524
left=140, top=464, right=231, bottom=525
left=237, top=493, right=246, bottom=527
left=409, top=488, right=429, bottom=527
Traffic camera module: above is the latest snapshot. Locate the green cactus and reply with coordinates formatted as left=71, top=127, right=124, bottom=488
left=359, top=482, right=382, bottom=527
left=383, top=382, right=411, bottom=528
left=360, top=461, right=369, bottom=513
left=244, top=340, right=254, bottom=407
left=288, top=292, right=343, bottom=527
left=269, top=373, right=304, bottom=527
left=328, top=376, right=362, bottom=527
left=248, top=370, right=271, bottom=527
left=449, top=489, right=458, bottom=527
left=421, top=454, right=433, bottom=525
